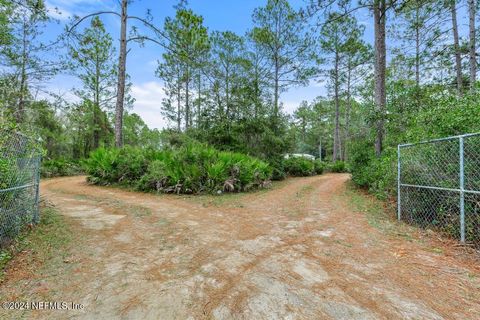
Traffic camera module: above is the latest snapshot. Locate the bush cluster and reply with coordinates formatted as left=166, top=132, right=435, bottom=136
left=41, top=158, right=83, bottom=178
left=84, top=143, right=272, bottom=194
left=349, top=141, right=397, bottom=200
left=327, top=160, right=348, bottom=173
left=283, top=157, right=324, bottom=177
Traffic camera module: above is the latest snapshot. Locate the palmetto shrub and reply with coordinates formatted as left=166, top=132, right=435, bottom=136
left=328, top=160, right=348, bottom=173
left=85, top=142, right=272, bottom=194
left=41, top=158, right=83, bottom=178
left=313, top=160, right=325, bottom=175
left=283, top=157, right=315, bottom=177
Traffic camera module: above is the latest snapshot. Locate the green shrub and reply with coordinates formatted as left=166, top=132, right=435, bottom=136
left=349, top=141, right=396, bottom=200
left=313, top=160, right=325, bottom=175
left=269, top=156, right=287, bottom=180
left=87, top=142, right=272, bottom=194
left=0, top=158, right=16, bottom=190
left=83, top=147, right=121, bottom=185
left=328, top=160, right=348, bottom=173
left=41, top=158, right=82, bottom=178
left=283, top=157, right=315, bottom=177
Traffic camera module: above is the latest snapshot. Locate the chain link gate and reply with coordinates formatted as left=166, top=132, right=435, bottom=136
left=0, top=130, right=42, bottom=247
left=398, top=133, right=480, bottom=248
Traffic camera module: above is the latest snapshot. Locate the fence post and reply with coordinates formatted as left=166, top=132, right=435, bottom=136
left=459, top=136, right=465, bottom=243
left=33, top=155, right=42, bottom=224
left=397, top=144, right=401, bottom=221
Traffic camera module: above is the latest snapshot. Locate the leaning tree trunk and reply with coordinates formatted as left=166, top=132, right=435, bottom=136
left=374, top=0, right=386, bottom=157
left=469, top=0, right=476, bottom=91
left=114, top=0, right=128, bottom=147
left=451, top=0, right=462, bottom=96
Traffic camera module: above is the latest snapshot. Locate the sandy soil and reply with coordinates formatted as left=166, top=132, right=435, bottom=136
left=1, top=174, right=479, bottom=320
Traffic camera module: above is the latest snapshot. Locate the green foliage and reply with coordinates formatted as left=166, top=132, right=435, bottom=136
left=85, top=142, right=272, bottom=194
left=283, top=157, right=316, bottom=177
left=269, top=156, right=287, bottom=181
left=350, top=142, right=396, bottom=200
left=328, top=160, right=348, bottom=173
left=314, top=160, right=325, bottom=175
left=0, top=158, right=15, bottom=190
left=250, top=0, right=316, bottom=99
left=350, top=88, right=480, bottom=201
left=41, top=158, right=82, bottom=178
left=83, top=147, right=121, bottom=185
left=0, top=206, right=72, bottom=278
left=123, top=113, right=162, bottom=148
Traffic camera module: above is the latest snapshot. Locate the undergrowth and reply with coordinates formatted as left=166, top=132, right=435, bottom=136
left=0, top=205, right=72, bottom=281
left=84, top=142, right=273, bottom=194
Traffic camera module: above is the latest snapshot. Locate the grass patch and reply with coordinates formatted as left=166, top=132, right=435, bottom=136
left=342, top=182, right=392, bottom=230
left=0, top=205, right=72, bottom=281
left=341, top=182, right=417, bottom=239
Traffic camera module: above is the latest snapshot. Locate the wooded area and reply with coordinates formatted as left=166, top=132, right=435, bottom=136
left=2, top=2, right=480, bottom=317
left=1, top=0, right=479, bottom=198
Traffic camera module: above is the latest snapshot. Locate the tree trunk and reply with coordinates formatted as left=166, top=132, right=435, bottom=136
left=114, top=0, right=128, bottom=147
left=197, top=72, right=201, bottom=128
left=374, top=0, right=386, bottom=157
left=225, top=67, right=230, bottom=119
left=177, top=70, right=181, bottom=131
left=333, top=51, right=341, bottom=162
left=469, top=0, right=476, bottom=90
left=254, top=79, right=260, bottom=119
left=451, top=0, right=462, bottom=96
left=274, top=55, right=279, bottom=121
left=318, top=139, right=322, bottom=162
left=301, top=117, right=306, bottom=142
left=415, top=3, right=420, bottom=87
left=93, top=56, right=100, bottom=149
left=17, top=18, right=28, bottom=123
left=344, top=60, right=352, bottom=162
left=185, top=67, right=190, bottom=129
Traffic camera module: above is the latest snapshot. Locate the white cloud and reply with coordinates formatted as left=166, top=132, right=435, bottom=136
left=46, top=0, right=111, bottom=21
left=131, top=81, right=168, bottom=129
left=48, top=0, right=103, bottom=6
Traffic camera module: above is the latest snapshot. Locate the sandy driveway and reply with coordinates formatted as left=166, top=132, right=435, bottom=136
left=1, top=174, right=479, bottom=319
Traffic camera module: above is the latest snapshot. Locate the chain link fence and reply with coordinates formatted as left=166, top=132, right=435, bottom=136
left=0, top=130, right=41, bottom=247
left=398, top=133, right=480, bottom=248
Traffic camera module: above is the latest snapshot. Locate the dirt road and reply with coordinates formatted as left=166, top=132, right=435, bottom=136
left=1, top=174, right=480, bottom=319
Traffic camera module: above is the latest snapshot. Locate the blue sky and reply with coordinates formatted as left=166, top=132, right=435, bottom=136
left=41, top=0, right=468, bottom=129
left=40, top=0, right=340, bottom=129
